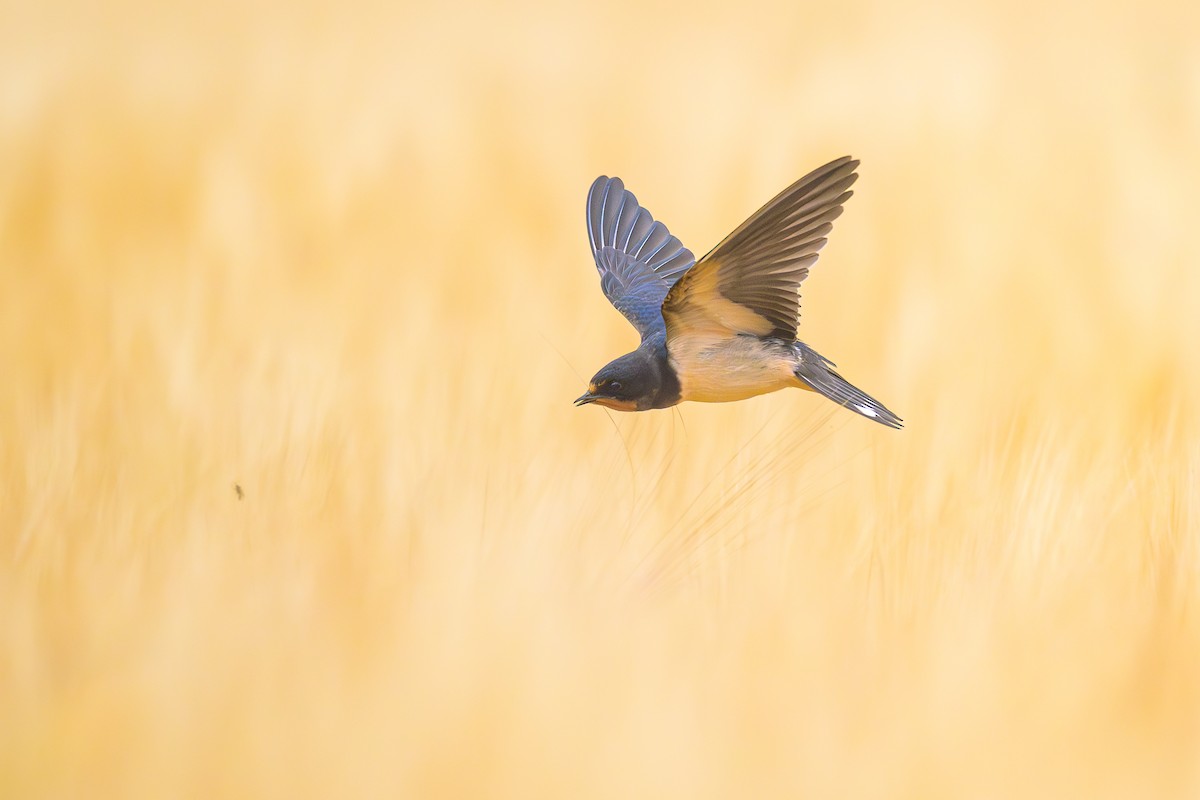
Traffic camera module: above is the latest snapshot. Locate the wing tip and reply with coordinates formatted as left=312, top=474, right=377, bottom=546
left=586, top=177, right=609, bottom=252
left=589, top=176, right=628, bottom=251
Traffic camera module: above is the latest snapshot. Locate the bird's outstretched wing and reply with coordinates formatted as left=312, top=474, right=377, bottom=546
left=662, top=157, right=858, bottom=343
left=587, top=176, right=695, bottom=339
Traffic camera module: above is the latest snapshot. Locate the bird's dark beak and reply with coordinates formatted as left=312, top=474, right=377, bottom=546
left=574, top=391, right=598, bottom=407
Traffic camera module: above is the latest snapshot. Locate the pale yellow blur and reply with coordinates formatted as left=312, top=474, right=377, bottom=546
left=2, top=0, right=1199, bottom=797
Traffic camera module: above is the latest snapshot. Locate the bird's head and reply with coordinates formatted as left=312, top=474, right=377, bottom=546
left=574, top=351, right=653, bottom=412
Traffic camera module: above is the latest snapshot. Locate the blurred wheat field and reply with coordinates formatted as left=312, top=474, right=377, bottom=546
left=3, top=0, right=1200, bottom=796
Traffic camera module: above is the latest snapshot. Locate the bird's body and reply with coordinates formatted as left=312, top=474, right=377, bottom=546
left=575, top=156, right=902, bottom=429
left=669, top=333, right=797, bottom=404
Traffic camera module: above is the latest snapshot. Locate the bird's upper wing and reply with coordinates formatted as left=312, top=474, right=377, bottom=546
left=587, top=176, right=695, bottom=339
left=661, top=156, right=858, bottom=343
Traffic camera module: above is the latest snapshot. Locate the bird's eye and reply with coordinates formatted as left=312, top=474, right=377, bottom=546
left=610, top=381, right=622, bottom=392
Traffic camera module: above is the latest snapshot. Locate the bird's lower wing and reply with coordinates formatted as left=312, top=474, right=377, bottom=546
left=661, top=157, right=858, bottom=343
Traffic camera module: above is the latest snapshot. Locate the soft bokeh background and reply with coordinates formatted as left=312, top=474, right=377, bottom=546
left=3, top=0, right=1199, bottom=796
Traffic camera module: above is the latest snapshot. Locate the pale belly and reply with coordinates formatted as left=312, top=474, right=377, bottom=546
left=668, top=335, right=801, bottom=403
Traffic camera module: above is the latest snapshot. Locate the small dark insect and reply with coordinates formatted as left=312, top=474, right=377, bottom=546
left=234, top=483, right=244, bottom=500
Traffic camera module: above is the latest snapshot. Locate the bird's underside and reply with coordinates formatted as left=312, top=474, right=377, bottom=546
left=666, top=334, right=799, bottom=404
left=581, top=157, right=903, bottom=429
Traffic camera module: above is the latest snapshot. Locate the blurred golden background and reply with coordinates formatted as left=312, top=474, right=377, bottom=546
left=3, top=0, right=1199, bottom=796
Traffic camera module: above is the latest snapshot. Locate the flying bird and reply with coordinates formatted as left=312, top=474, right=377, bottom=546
left=574, top=156, right=902, bottom=428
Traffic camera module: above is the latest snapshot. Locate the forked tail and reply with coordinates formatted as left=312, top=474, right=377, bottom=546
left=794, top=343, right=903, bottom=429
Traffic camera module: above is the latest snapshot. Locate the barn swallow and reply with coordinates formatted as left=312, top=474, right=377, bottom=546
left=574, top=156, right=902, bottom=428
